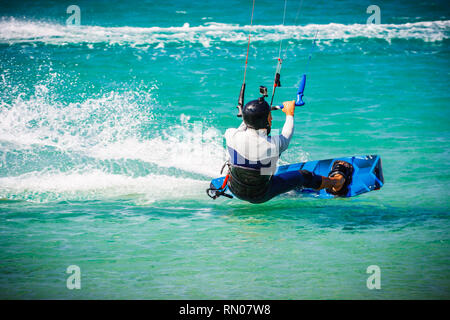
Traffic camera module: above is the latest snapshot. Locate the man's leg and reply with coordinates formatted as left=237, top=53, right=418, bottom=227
left=251, top=168, right=346, bottom=203
left=299, top=170, right=344, bottom=192
left=258, top=169, right=343, bottom=203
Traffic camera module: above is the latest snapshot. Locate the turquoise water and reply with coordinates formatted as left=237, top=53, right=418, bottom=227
left=0, top=0, right=449, bottom=299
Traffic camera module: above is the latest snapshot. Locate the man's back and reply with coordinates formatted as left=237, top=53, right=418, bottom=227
left=225, top=116, right=294, bottom=173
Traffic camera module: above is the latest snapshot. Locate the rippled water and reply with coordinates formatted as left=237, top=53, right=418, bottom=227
left=0, top=0, right=449, bottom=299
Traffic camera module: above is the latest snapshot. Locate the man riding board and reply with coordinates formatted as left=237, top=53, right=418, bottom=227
left=224, top=93, right=353, bottom=204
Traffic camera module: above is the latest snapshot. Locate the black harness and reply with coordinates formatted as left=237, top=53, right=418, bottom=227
left=206, top=161, right=272, bottom=200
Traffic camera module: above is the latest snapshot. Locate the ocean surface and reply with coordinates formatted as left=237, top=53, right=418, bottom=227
left=0, top=0, right=449, bottom=299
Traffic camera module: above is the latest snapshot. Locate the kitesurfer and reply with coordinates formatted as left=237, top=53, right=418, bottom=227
left=224, top=95, right=353, bottom=204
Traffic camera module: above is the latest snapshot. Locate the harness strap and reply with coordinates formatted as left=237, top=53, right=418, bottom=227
left=206, top=161, right=233, bottom=200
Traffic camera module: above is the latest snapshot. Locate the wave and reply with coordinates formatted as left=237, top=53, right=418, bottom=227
left=0, top=75, right=227, bottom=203
left=0, top=18, right=448, bottom=47
left=0, top=88, right=225, bottom=176
left=0, top=170, right=206, bottom=204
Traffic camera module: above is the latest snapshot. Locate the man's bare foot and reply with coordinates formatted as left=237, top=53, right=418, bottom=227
left=330, top=173, right=345, bottom=193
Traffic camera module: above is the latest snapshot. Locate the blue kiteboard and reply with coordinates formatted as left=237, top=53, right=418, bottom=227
left=208, top=155, right=384, bottom=199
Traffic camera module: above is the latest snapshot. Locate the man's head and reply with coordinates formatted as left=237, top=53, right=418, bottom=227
left=242, top=97, right=272, bottom=133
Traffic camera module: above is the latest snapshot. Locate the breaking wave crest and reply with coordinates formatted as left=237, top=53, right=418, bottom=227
left=1, top=18, right=449, bottom=48
left=0, top=74, right=226, bottom=203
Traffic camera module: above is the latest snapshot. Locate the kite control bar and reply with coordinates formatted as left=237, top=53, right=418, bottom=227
left=271, top=74, right=306, bottom=110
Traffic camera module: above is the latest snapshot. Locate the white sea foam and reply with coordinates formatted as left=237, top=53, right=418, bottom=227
left=0, top=85, right=156, bottom=152
left=0, top=75, right=227, bottom=202
left=0, top=87, right=225, bottom=176
left=0, top=18, right=448, bottom=47
left=89, top=127, right=226, bottom=177
left=0, top=169, right=205, bottom=203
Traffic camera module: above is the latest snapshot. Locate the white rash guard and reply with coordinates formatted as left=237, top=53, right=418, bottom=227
left=224, top=115, right=294, bottom=173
